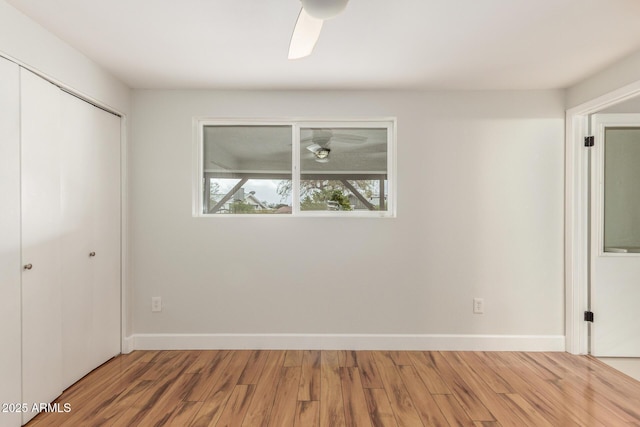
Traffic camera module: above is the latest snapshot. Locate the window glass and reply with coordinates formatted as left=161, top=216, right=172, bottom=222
left=198, top=121, right=394, bottom=217
left=203, top=125, right=292, bottom=214
left=603, top=127, right=640, bottom=251
left=299, top=127, right=388, bottom=212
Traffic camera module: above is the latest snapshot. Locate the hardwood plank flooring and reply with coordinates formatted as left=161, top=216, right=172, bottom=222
left=320, top=351, right=346, bottom=427
left=25, top=351, right=640, bottom=426
left=298, top=350, right=321, bottom=402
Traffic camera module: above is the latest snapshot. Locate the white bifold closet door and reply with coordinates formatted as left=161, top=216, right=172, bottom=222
left=20, top=69, right=64, bottom=424
left=0, top=57, right=22, bottom=427
left=60, top=92, right=121, bottom=389
left=19, top=66, right=121, bottom=425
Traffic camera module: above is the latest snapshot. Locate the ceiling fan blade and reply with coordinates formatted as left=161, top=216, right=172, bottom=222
left=306, top=143, right=322, bottom=153
left=354, top=141, right=387, bottom=153
left=288, top=8, right=324, bottom=60
left=331, top=134, right=368, bottom=144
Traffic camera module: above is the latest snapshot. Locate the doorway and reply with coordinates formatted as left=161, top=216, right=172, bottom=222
left=589, top=113, right=640, bottom=357
left=566, top=87, right=640, bottom=381
left=566, top=84, right=640, bottom=355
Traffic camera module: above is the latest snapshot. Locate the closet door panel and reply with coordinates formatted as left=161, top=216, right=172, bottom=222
left=91, top=107, right=121, bottom=363
left=20, top=69, right=63, bottom=424
left=60, top=92, right=121, bottom=381
left=60, top=93, right=96, bottom=388
left=0, top=57, right=22, bottom=427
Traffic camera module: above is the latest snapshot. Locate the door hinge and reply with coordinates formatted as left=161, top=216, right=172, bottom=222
left=584, top=311, right=594, bottom=322
left=584, top=136, right=594, bottom=147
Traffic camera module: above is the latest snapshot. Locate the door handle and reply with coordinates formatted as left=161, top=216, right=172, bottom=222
left=23, top=264, right=33, bottom=270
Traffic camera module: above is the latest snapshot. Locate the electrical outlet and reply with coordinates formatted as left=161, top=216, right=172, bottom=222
left=473, top=298, right=484, bottom=314
left=151, top=296, right=162, bottom=312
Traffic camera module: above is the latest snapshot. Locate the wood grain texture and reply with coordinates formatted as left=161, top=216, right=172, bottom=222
left=371, top=351, right=423, bottom=426
left=25, top=350, right=640, bottom=426
left=408, top=351, right=451, bottom=394
left=433, top=394, right=476, bottom=427
left=267, top=367, right=301, bottom=427
left=295, top=400, right=319, bottom=427
left=397, top=364, right=448, bottom=427
left=298, top=350, right=321, bottom=401
left=341, top=367, right=373, bottom=427
left=237, top=350, right=269, bottom=385
left=241, top=350, right=285, bottom=427
left=284, top=350, right=303, bottom=367
left=354, top=350, right=384, bottom=389
left=364, top=388, right=399, bottom=427
left=320, top=350, right=347, bottom=427
left=215, top=385, right=254, bottom=427
left=339, top=350, right=359, bottom=368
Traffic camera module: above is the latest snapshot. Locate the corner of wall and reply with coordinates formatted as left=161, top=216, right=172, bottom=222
left=566, top=49, right=640, bottom=109
left=0, top=0, right=131, bottom=115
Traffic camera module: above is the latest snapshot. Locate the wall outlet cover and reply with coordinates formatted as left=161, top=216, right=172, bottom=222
left=151, top=296, right=162, bottom=312
left=473, top=298, right=484, bottom=314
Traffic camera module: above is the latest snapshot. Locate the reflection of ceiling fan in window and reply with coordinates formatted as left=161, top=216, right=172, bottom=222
left=303, top=129, right=367, bottom=163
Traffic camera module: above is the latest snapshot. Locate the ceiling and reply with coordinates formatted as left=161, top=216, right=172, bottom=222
left=7, top=0, right=640, bottom=90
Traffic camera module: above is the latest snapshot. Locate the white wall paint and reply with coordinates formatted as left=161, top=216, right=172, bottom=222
left=566, top=49, right=640, bottom=109
left=130, top=89, right=564, bottom=344
left=0, top=0, right=130, bottom=114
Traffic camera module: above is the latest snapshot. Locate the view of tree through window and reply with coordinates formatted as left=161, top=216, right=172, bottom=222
left=200, top=122, right=392, bottom=216
left=298, top=127, right=388, bottom=212
left=206, top=178, right=292, bottom=214
left=203, top=125, right=292, bottom=214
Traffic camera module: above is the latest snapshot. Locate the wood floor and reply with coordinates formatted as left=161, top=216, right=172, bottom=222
left=26, top=350, right=640, bottom=426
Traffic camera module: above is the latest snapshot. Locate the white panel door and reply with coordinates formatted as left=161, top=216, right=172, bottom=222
left=60, top=93, right=96, bottom=388
left=60, top=92, right=121, bottom=388
left=0, top=57, right=22, bottom=427
left=591, top=114, right=640, bottom=356
left=20, top=69, right=63, bottom=423
left=90, top=104, right=121, bottom=364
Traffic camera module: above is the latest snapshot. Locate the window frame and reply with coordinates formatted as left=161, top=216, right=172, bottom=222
left=193, top=118, right=397, bottom=218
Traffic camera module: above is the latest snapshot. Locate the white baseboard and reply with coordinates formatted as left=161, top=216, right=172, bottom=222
left=122, top=336, right=135, bottom=354
left=127, top=333, right=565, bottom=352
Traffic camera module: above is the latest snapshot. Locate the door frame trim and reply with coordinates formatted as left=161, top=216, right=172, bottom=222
left=565, top=79, right=640, bottom=354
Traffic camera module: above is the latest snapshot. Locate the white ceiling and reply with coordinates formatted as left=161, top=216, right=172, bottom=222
left=7, top=0, right=640, bottom=90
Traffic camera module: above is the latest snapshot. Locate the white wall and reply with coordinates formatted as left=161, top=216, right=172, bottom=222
left=566, top=49, right=640, bottom=109
left=0, top=0, right=129, bottom=114
left=130, top=89, right=565, bottom=349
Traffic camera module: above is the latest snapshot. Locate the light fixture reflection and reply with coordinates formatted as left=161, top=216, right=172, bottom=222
left=314, top=147, right=330, bottom=161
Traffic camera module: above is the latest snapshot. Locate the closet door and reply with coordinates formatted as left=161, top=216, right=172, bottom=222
left=60, top=92, right=121, bottom=388
left=90, top=102, right=121, bottom=364
left=0, top=57, right=22, bottom=427
left=60, top=93, right=96, bottom=388
left=20, top=69, right=63, bottom=424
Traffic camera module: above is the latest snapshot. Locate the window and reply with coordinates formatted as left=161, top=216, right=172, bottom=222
left=195, top=119, right=395, bottom=217
left=201, top=125, right=292, bottom=215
